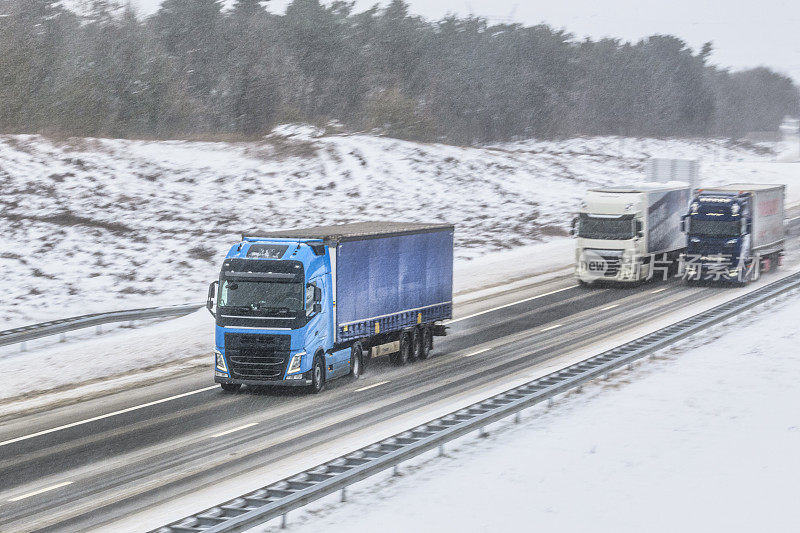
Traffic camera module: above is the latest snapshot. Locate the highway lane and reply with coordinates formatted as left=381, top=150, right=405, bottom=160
left=0, top=279, right=620, bottom=487
left=3, top=209, right=800, bottom=532
left=0, top=278, right=755, bottom=532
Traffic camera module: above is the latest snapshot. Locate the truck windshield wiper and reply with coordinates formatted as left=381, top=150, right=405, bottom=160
left=251, top=304, right=293, bottom=313
left=220, top=305, right=252, bottom=312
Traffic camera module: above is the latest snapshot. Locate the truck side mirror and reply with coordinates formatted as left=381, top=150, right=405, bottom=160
left=569, top=216, right=578, bottom=237
left=206, top=281, right=218, bottom=318
left=306, top=283, right=323, bottom=317
left=680, top=215, right=687, bottom=233
left=635, top=220, right=643, bottom=238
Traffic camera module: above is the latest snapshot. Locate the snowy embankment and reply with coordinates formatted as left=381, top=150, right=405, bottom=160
left=0, top=128, right=791, bottom=328
left=1, top=128, right=797, bottom=408
left=269, top=291, right=800, bottom=533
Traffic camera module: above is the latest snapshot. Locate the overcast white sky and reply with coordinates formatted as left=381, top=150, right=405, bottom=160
left=131, top=0, right=800, bottom=82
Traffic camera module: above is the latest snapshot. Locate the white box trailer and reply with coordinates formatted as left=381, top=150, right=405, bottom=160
left=646, top=158, right=699, bottom=190
left=572, top=184, right=691, bottom=284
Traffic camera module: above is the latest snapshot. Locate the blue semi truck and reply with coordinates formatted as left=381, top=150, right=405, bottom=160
left=681, top=184, right=785, bottom=283
left=206, top=222, right=454, bottom=393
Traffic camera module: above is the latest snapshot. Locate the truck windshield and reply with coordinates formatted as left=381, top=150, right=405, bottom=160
left=218, top=280, right=303, bottom=313
left=689, top=219, right=741, bottom=238
left=578, top=216, right=634, bottom=240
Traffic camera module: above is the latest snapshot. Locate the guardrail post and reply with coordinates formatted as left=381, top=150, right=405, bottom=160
left=281, top=514, right=287, bottom=529
left=547, top=398, right=554, bottom=408
left=96, top=325, right=102, bottom=335
left=393, top=465, right=400, bottom=477
left=514, top=412, right=521, bottom=424
left=60, top=332, right=66, bottom=343
left=438, top=444, right=445, bottom=456
left=340, top=487, right=347, bottom=502
left=478, top=427, right=487, bottom=438
left=20, top=342, right=27, bottom=352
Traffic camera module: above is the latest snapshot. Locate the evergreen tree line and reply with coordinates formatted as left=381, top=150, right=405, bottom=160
left=1, top=0, right=797, bottom=143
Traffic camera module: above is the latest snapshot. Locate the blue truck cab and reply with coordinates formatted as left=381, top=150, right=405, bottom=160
left=206, top=222, right=454, bottom=393
left=681, top=184, right=785, bottom=283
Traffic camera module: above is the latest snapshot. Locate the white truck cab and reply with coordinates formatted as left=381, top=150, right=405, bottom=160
left=572, top=184, right=690, bottom=285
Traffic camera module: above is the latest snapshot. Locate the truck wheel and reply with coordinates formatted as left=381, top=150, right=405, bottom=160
left=309, top=354, right=326, bottom=393
left=424, top=326, right=434, bottom=358
left=393, top=331, right=412, bottom=366
left=767, top=252, right=781, bottom=272
left=418, top=326, right=432, bottom=360
left=350, top=343, right=364, bottom=379
left=220, top=383, right=241, bottom=393
left=410, top=328, right=423, bottom=362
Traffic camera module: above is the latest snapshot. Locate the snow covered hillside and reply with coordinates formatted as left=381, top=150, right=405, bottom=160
left=273, top=290, right=800, bottom=533
left=0, top=127, right=789, bottom=327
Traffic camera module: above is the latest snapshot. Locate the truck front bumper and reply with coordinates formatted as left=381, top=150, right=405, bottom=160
left=576, top=262, right=644, bottom=283
left=215, top=371, right=312, bottom=387
left=683, top=263, right=744, bottom=282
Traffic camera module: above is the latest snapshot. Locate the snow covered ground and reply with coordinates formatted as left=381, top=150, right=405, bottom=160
left=266, top=288, right=800, bottom=533
left=1, top=127, right=795, bottom=328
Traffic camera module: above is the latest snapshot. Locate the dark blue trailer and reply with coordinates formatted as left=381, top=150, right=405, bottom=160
left=206, top=222, right=454, bottom=393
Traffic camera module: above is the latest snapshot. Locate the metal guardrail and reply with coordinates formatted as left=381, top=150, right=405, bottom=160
left=0, top=303, right=204, bottom=350
left=152, top=270, right=800, bottom=533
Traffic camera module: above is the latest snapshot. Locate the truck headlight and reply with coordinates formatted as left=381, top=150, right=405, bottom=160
left=287, top=352, right=306, bottom=374
left=214, top=349, right=227, bottom=372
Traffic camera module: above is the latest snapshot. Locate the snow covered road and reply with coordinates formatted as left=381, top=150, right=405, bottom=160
left=272, top=286, right=800, bottom=533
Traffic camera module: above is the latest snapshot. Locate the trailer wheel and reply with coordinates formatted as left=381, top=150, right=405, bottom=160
left=220, top=383, right=241, bottom=393
left=392, top=331, right=412, bottom=365
left=410, top=328, right=423, bottom=362
left=308, top=354, right=326, bottom=393
left=418, top=326, right=432, bottom=360
left=350, top=342, right=364, bottom=379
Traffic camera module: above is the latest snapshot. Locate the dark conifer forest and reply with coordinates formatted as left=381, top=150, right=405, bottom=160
left=1, top=0, right=797, bottom=143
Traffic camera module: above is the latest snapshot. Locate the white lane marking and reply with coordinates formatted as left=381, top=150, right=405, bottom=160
left=463, top=347, right=491, bottom=358
left=210, top=422, right=258, bottom=439
left=650, top=287, right=668, bottom=294
left=355, top=381, right=389, bottom=392
left=8, top=481, right=73, bottom=502
left=450, top=286, right=574, bottom=324
left=601, top=303, right=620, bottom=311
left=0, top=385, right=219, bottom=449
left=540, top=323, right=563, bottom=332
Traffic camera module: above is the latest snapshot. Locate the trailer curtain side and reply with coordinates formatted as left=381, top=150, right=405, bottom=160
left=335, top=229, right=454, bottom=343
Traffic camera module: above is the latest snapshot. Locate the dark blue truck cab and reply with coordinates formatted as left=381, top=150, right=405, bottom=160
left=681, top=184, right=785, bottom=283
left=206, top=222, right=454, bottom=393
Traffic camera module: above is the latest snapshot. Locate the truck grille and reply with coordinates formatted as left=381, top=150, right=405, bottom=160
left=585, top=249, right=622, bottom=278
left=600, top=255, right=620, bottom=277
left=225, top=333, right=291, bottom=381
